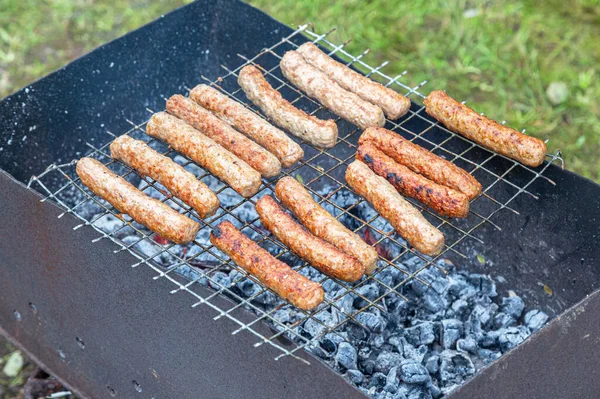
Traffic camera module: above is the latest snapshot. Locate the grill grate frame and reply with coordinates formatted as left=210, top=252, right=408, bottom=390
left=28, top=24, right=563, bottom=363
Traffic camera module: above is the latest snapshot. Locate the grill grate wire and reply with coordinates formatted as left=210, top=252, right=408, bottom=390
left=28, top=24, right=563, bottom=363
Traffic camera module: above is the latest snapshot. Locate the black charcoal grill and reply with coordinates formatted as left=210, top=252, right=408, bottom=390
left=1, top=1, right=600, bottom=398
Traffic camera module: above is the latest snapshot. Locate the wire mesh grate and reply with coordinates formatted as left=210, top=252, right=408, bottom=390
left=28, top=24, right=563, bottom=363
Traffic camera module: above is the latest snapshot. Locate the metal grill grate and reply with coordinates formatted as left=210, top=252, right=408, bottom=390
left=28, top=24, right=563, bottom=363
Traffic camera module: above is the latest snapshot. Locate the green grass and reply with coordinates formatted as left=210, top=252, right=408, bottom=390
left=248, top=0, right=600, bottom=181
left=0, top=0, right=599, bottom=182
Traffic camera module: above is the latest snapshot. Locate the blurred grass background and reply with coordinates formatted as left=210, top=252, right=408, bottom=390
left=0, top=0, right=599, bottom=395
left=0, top=0, right=598, bottom=181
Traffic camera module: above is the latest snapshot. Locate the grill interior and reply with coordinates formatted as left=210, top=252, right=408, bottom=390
left=28, top=24, right=563, bottom=363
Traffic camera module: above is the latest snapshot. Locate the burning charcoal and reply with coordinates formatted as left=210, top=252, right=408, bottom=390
left=424, top=354, right=440, bottom=377
left=354, top=283, right=381, bottom=309
left=468, top=274, right=497, bottom=297
left=410, top=269, right=435, bottom=296
left=320, top=333, right=345, bottom=357
left=428, top=382, right=443, bottom=399
left=498, top=326, right=530, bottom=351
left=208, top=271, right=231, bottom=290
left=387, top=335, right=404, bottom=353
left=524, top=309, right=549, bottom=332
left=302, top=317, right=326, bottom=339
left=422, top=291, right=447, bottom=313
left=384, top=366, right=399, bottom=393
left=405, top=321, right=436, bottom=346
left=469, top=303, right=498, bottom=328
left=407, top=344, right=429, bottom=364
left=398, top=360, right=430, bottom=384
left=405, top=384, right=432, bottom=399
left=449, top=299, right=469, bottom=320
left=368, top=372, right=388, bottom=389
left=347, top=369, right=365, bottom=385
left=440, top=319, right=462, bottom=349
left=476, top=348, right=502, bottom=365
left=493, top=312, right=515, bottom=329
left=233, top=276, right=261, bottom=298
left=430, top=277, right=449, bottom=296
left=360, top=359, right=376, bottom=375
left=375, top=351, right=404, bottom=374
left=356, top=310, right=387, bottom=333
left=446, top=275, right=470, bottom=298
left=502, top=296, right=525, bottom=319
left=369, top=333, right=387, bottom=349
left=455, top=336, right=477, bottom=353
left=322, top=279, right=343, bottom=296
left=439, top=350, right=475, bottom=385
left=375, top=390, right=398, bottom=399
left=347, top=322, right=369, bottom=342
left=336, top=342, right=358, bottom=370
left=336, top=293, right=357, bottom=314
left=478, top=330, right=500, bottom=348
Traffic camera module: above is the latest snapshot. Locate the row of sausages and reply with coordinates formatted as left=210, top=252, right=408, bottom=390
left=212, top=177, right=380, bottom=310
left=76, top=40, right=549, bottom=311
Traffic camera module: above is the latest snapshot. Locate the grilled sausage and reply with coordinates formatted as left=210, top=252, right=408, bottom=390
left=357, top=143, right=469, bottom=218
left=281, top=51, right=385, bottom=130
left=210, top=220, right=324, bottom=310
left=424, top=90, right=547, bottom=167
left=189, top=84, right=304, bottom=168
left=345, top=161, right=445, bottom=256
left=359, top=127, right=482, bottom=199
left=166, top=94, right=281, bottom=178
left=146, top=112, right=262, bottom=198
left=110, top=135, right=220, bottom=218
left=238, top=65, right=338, bottom=148
left=297, top=42, right=411, bottom=120
left=256, top=196, right=365, bottom=282
left=275, top=176, right=379, bottom=274
left=76, top=157, right=199, bottom=244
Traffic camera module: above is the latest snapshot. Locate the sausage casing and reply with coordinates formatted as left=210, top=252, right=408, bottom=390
left=110, top=135, right=220, bottom=218
left=424, top=90, right=547, bottom=167
left=238, top=65, right=338, bottom=149
left=146, top=112, right=262, bottom=198
left=345, top=160, right=445, bottom=256
left=76, top=157, right=199, bottom=244
left=357, top=143, right=469, bottom=218
left=210, top=220, right=324, bottom=310
left=280, top=51, right=385, bottom=130
left=189, top=84, right=304, bottom=168
left=256, top=196, right=365, bottom=282
left=275, top=176, right=379, bottom=274
left=166, top=94, right=281, bottom=178
left=297, top=42, right=410, bottom=120
left=359, top=127, right=482, bottom=199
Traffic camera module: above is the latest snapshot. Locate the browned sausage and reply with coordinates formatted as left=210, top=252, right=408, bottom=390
left=166, top=94, right=281, bottom=178
left=359, top=127, right=482, bottom=199
left=76, top=157, right=199, bottom=244
left=280, top=51, right=385, bottom=130
left=424, top=90, right=547, bottom=167
left=146, top=112, right=262, bottom=198
left=256, top=195, right=365, bottom=282
left=345, top=160, right=445, bottom=256
left=110, top=135, right=220, bottom=218
left=189, top=84, right=304, bottom=168
left=357, top=143, right=469, bottom=218
left=238, top=65, right=338, bottom=148
left=209, top=220, right=324, bottom=310
left=275, top=176, right=379, bottom=273
left=297, top=42, right=411, bottom=120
